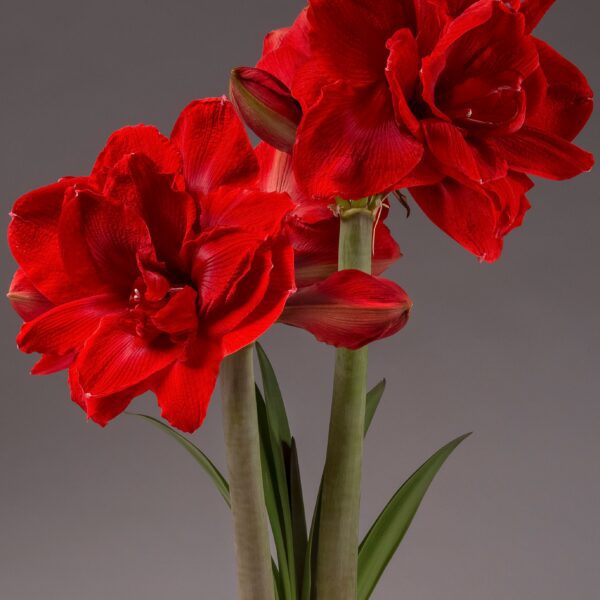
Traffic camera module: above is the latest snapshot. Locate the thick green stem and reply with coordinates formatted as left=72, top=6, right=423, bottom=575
left=221, top=344, right=275, bottom=600
left=315, top=208, right=373, bottom=599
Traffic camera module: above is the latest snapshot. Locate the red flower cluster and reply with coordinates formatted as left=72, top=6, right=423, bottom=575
left=8, top=99, right=296, bottom=432
left=9, top=98, right=412, bottom=431
left=255, top=0, right=594, bottom=261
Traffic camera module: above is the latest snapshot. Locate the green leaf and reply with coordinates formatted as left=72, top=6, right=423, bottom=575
left=256, top=391, right=293, bottom=600
left=364, top=379, right=386, bottom=435
left=256, top=342, right=292, bottom=446
left=301, top=380, right=386, bottom=600
left=289, top=438, right=308, bottom=596
left=357, top=433, right=472, bottom=600
left=130, top=413, right=230, bottom=506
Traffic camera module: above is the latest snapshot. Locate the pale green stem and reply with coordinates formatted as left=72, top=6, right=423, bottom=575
left=221, top=344, right=275, bottom=600
left=315, top=208, right=374, bottom=599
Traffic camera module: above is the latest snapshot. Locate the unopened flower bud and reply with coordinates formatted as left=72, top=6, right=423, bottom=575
left=229, top=67, right=301, bottom=153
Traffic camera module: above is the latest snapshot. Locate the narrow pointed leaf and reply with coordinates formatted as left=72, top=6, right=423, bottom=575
left=131, top=413, right=230, bottom=506
left=289, top=438, right=308, bottom=596
left=357, top=433, right=472, bottom=600
left=256, top=390, right=293, bottom=599
left=364, top=379, right=386, bottom=435
left=256, top=342, right=292, bottom=445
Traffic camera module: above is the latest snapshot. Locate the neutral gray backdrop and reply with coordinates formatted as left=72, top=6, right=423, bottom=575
left=1, top=1, right=598, bottom=598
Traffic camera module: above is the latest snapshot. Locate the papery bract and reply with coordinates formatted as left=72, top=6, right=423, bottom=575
left=255, top=0, right=594, bottom=261
left=8, top=98, right=295, bottom=433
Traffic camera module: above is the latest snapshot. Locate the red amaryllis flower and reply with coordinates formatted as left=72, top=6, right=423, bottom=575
left=254, top=141, right=411, bottom=345
left=8, top=98, right=295, bottom=433
left=255, top=0, right=594, bottom=261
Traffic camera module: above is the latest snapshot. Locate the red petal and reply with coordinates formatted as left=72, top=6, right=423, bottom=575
left=152, top=346, right=223, bottom=433
left=170, top=97, right=258, bottom=195
left=305, top=0, right=411, bottom=84
left=280, top=270, right=412, bottom=349
left=495, top=126, right=594, bottom=180
left=199, top=186, right=294, bottom=238
left=151, top=286, right=198, bottom=335
left=422, top=119, right=482, bottom=181
left=385, top=28, right=421, bottom=135
left=414, top=0, right=450, bottom=55
left=59, top=186, right=153, bottom=293
left=75, top=316, right=183, bottom=397
left=410, top=174, right=531, bottom=262
left=421, top=0, right=494, bottom=120
left=8, top=178, right=89, bottom=304
left=294, top=81, right=423, bottom=198
left=91, top=125, right=182, bottom=187
left=222, top=241, right=296, bottom=355
left=255, top=143, right=311, bottom=204
left=525, top=39, right=593, bottom=141
left=190, top=228, right=263, bottom=314
left=69, top=366, right=147, bottom=426
left=102, top=153, right=198, bottom=270
left=32, top=352, right=75, bottom=375
left=520, top=0, right=555, bottom=33
left=17, top=294, right=125, bottom=356
left=8, top=269, right=54, bottom=322
left=257, top=8, right=310, bottom=88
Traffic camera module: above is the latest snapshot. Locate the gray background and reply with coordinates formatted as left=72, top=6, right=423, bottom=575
left=1, top=1, right=598, bottom=598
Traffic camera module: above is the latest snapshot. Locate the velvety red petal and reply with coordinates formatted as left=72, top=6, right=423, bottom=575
left=190, top=228, right=263, bottom=315
left=199, top=186, right=294, bottom=238
left=152, top=345, right=223, bottom=433
left=421, top=0, right=494, bottom=119
left=257, top=8, right=310, bottom=89
left=91, top=125, right=182, bottom=188
left=385, top=28, right=421, bottom=135
left=8, top=269, right=54, bottom=322
left=102, top=153, right=198, bottom=270
left=206, top=246, right=274, bottom=340
left=170, top=97, right=258, bottom=195
left=294, top=81, right=423, bottom=198
left=525, top=39, right=593, bottom=141
left=280, top=270, right=412, bottom=349
left=495, top=126, right=594, bottom=180
left=151, top=286, right=198, bottom=335
left=222, top=241, right=296, bottom=355
left=17, top=294, right=125, bottom=356
left=59, top=186, right=153, bottom=293
left=422, top=119, right=482, bottom=181
left=32, top=352, right=76, bottom=375
left=305, top=0, right=413, bottom=82
left=255, top=143, right=310, bottom=204
left=410, top=175, right=531, bottom=262
left=8, top=178, right=89, bottom=304
left=414, top=0, right=450, bottom=55
left=75, top=315, right=183, bottom=397
left=69, top=366, right=147, bottom=427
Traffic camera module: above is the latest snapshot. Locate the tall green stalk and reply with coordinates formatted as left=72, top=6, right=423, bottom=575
left=315, top=202, right=374, bottom=599
left=221, top=344, right=275, bottom=600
